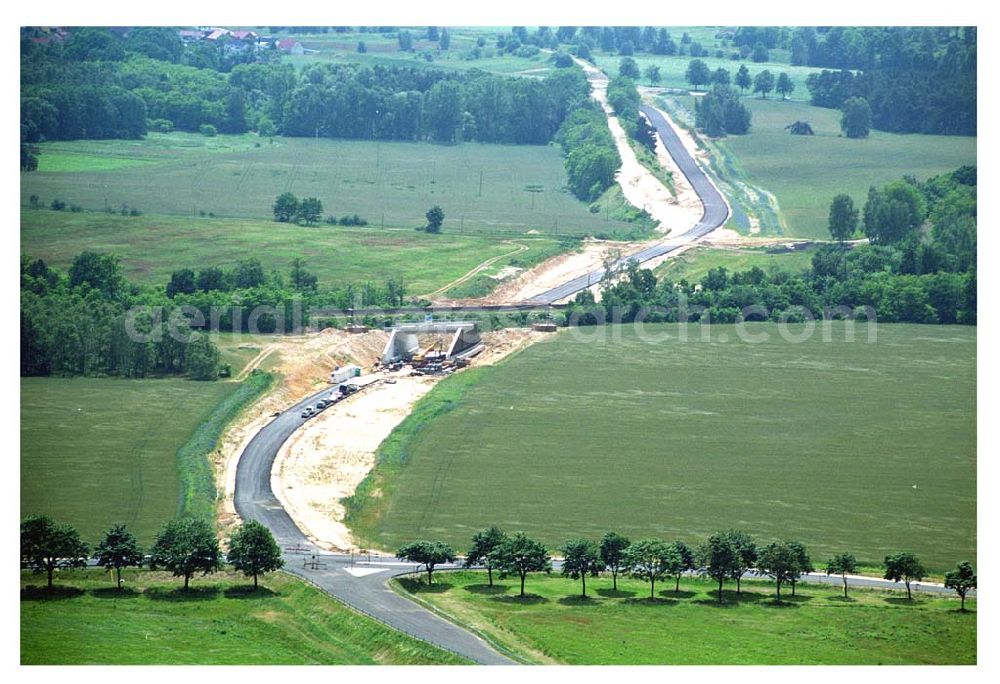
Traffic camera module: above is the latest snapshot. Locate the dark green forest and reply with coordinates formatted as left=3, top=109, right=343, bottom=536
left=20, top=27, right=590, bottom=146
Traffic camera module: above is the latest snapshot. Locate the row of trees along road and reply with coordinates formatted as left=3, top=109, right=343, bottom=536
left=20, top=515, right=284, bottom=591
left=399, top=528, right=976, bottom=608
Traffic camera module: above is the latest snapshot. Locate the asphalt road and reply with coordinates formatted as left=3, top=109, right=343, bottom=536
left=233, top=383, right=965, bottom=666
left=233, top=384, right=517, bottom=665
left=527, top=104, right=731, bottom=304
left=230, top=105, right=966, bottom=665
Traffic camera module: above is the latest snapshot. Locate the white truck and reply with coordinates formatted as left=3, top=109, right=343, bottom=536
left=329, top=364, right=361, bottom=384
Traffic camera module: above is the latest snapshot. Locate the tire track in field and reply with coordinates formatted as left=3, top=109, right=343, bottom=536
left=235, top=344, right=279, bottom=382
left=420, top=242, right=529, bottom=300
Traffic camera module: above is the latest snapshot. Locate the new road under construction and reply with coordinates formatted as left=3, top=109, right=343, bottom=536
left=233, top=92, right=735, bottom=664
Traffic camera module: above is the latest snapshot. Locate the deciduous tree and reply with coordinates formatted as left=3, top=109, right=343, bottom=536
left=296, top=197, right=323, bottom=224
left=757, top=540, right=798, bottom=602
left=489, top=532, right=551, bottom=597
left=560, top=538, right=604, bottom=597
left=735, top=64, right=752, bottom=95
left=840, top=96, right=872, bottom=139
left=619, top=57, right=640, bottom=80
left=776, top=72, right=795, bottom=99
left=273, top=192, right=299, bottom=223
left=699, top=532, right=740, bottom=603
left=644, top=65, right=661, bottom=87
left=826, top=552, right=858, bottom=598
left=624, top=539, right=675, bottom=599
left=669, top=540, right=695, bottom=592
left=753, top=70, right=775, bottom=99
left=148, top=518, right=223, bottom=590
left=944, top=561, right=976, bottom=611
left=396, top=540, right=455, bottom=585
left=685, top=59, right=711, bottom=91
left=828, top=194, right=858, bottom=243
left=464, top=527, right=507, bottom=586
left=883, top=551, right=926, bottom=600
left=788, top=541, right=813, bottom=596
left=726, top=530, right=758, bottom=593
left=20, top=515, right=90, bottom=589
left=227, top=520, right=284, bottom=588
left=95, top=523, right=144, bottom=589
left=425, top=205, right=445, bottom=233
left=599, top=532, right=630, bottom=590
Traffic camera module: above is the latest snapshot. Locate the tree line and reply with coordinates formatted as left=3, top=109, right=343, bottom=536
left=22, top=27, right=592, bottom=148
left=21, top=515, right=284, bottom=592
left=399, top=527, right=976, bottom=609
left=21, top=248, right=420, bottom=381
left=21, top=253, right=222, bottom=379
left=554, top=105, right=621, bottom=202
left=562, top=166, right=975, bottom=327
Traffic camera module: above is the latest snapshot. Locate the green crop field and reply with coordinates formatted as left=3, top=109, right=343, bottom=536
left=398, top=571, right=975, bottom=665
left=20, top=210, right=565, bottom=295
left=654, top=245, right=817, bottom=283
left=286, top=29, right=554, bottom=77
left=21, top=377, right=239, bottom=545
left=667, top=96, right=977, bottom=239
left=20, top=569, right=466, bottom=665
left=351, top=323, right=975, bottom=571
left=21, top=133, right=636, bottom=238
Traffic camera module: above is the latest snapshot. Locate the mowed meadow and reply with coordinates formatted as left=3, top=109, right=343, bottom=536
left=21, top=569, right=466, bottom=665
left=398, top=571, right=975, bottom=665
left=355, top=322, right=975, bottom=571
left=20, top=377, right=239, bottom=545
left=21, top=132, right=635, bottom=237
left=667, top=96, right=977, bottom=239
left=20, top=210, right=564, bottom=295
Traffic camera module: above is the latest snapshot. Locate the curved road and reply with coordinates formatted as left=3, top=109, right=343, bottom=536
left=234, top=383, right=516, bottom=664
left=528, top=104, right=730, bottom=304
left=231, top=105, right=965, bottom=665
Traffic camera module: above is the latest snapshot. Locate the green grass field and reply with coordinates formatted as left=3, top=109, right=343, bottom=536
left=668, top=96, right=977, bottom=238
left=21, top=133, right=635, bottom=238
left=20, top=211, right=568, bottom=294
left=398, top=571, right=975, bottom=665
left=20, top=569, right=466, bottom=665
left=608, top=52, right=822, bottom=103
left=654, top=245, right=817, bottom=283
left=20, top=377, right=239, bottom=545
left=351, top=323, right=975, bottom=571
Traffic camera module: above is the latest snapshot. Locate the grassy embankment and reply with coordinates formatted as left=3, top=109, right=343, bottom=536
left=346, top=322, right=975, bottom=572
left=396, top=570, right=975, bottom=665
left=20, top=569, right=467, bottom=665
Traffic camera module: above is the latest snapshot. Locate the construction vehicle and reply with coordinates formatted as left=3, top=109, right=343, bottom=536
left=411, top=341, right=447, bottom=367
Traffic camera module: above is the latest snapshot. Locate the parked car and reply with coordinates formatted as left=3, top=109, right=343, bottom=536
left=301, top=406, right=314, bottom=418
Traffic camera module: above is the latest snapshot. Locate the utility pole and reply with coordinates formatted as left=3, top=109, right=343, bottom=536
left=478, top=170, right=483, bottom=197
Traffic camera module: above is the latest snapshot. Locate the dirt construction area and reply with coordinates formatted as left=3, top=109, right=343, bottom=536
left=216, top=327, right=548, bottom=548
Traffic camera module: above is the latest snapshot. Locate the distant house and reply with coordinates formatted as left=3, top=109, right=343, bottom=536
left=178, top=29, right=206, bottom=42
left=277, top=38, right=305, bottom=55
left=205, top=28, right=230, bottom=41
left=230, top=30, right=258, bottom=42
